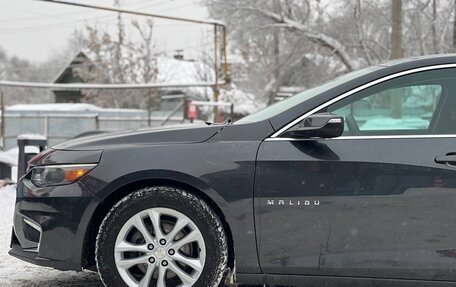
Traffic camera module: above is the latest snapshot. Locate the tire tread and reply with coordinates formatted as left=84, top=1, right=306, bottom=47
left=95, top=186, right=228, bottom=287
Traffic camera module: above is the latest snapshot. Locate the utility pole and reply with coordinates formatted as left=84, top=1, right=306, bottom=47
left=390, top=0, right=403, bottom=119
left=391, top=0, right=403, bottom=60
left=213, top=24, right=219, bottom=122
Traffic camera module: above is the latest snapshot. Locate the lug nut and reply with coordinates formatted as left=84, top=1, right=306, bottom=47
left=148, top=257, right=155, bottom=264
left=159, top=239, right=166, bottom=245
left=161, top=260, right=168, bottom=267
left=147, top=244, right=154, bottom=250
left=168, top=249, right=175, bottom=255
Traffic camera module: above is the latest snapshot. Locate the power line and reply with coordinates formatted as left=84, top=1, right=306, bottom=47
left=34, top=0, right=221, bottom=25
left=0, top=4, right=104, bottom=22
left=0, top=20, right=209, bottom=34
left=0, top=0, right=181, bottom=23
left=0, top=1, right=210, bottom=33
left=0, top=15, right=208, bottom=34
left=0, top=0, right=226, bottom=82
left=0, top=19, right=113, bottom=33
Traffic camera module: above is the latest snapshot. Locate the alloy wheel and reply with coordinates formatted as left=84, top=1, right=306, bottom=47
left=114, top=207, right=206, bottom=287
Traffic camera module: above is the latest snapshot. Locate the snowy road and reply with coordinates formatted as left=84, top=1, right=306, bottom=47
left=0, top=185, right=103, bottom=286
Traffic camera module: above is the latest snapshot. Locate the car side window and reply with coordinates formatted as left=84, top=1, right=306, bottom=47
left=325, top=69, right=454, bottom=136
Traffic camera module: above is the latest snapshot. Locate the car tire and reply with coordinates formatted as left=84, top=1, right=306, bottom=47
left=95, top=186, right=228, bottom=287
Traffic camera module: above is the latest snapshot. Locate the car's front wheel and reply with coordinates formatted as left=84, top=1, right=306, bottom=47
left=96, top=186, right=228, bottom=287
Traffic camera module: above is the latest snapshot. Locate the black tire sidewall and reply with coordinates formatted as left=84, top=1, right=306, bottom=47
left=96, top=186, right=227, bottom=287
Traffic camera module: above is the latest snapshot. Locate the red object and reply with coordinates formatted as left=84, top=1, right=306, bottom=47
left=187, top=104, right=198, bottom=120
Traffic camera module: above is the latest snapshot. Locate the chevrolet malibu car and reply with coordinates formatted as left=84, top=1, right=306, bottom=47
left=10, top=54, right=456, bottom=287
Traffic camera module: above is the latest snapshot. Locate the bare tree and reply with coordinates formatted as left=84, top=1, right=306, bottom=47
left=453, top=0, right=456, bottom=51
left=431, top=0, right=440, bottom=53
left=6, top=0, right=456, bottom=110
left=74, top=15, right=158, bottom=109
left=204, top=0, right=361, bottom=105
left=269, top=0, right=281, bottom=105
left=354, top=0, right=373, bottom=65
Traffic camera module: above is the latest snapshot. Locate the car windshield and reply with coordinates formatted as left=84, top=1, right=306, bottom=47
left=236, top=65, right=384, bottom=124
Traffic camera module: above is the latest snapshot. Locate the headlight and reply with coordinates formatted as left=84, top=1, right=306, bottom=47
left=31, top=164, right=97, bottom=187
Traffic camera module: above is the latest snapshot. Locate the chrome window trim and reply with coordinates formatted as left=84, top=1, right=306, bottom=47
left=265, top=134, right=456, bottom=141
left=270, top=63, right=456, bottom=138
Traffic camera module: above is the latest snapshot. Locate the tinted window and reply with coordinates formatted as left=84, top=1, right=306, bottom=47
left=236, top=65, right=384, bottom=124
left=325, top=68, right=456, bottom=136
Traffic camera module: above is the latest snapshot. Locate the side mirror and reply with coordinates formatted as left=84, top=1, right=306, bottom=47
left=282, top=113, right=344, bottom=139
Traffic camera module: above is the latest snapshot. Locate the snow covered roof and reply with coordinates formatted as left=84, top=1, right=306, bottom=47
left=52, top=51, right=94, bottom=84
left=155, top=56, right=214, bottom=85
left=17, top=134, right=47, bottom=140
left=220, top=84, right=262, bottom=115
left=76, top=47, right=215, bottom=86
left=154, top=56, right=215, bottom=99
left=7, top=103, right=103, bottom=112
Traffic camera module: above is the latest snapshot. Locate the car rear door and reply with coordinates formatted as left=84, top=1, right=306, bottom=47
left=256, top=67, right=456, bottom=281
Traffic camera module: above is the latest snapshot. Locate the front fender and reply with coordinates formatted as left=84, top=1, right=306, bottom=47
left=80, top=142, right=262, bottom=273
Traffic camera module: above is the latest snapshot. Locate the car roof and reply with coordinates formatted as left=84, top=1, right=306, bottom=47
left=379, top=53, right=456, bottom=67
left=267, top=54, right=456, bottom=131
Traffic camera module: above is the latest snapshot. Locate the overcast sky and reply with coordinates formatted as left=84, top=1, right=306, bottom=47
left=0, top=0, right=210, bottom=63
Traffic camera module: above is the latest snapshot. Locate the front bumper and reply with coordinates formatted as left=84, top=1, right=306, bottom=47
left=9, top=177, right=99, bottom=271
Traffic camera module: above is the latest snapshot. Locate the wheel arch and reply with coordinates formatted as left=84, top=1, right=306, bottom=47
left=81, top=171, right=236, bottom=272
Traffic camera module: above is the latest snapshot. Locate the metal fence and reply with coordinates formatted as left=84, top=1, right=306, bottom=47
left=3, top=113, right=185, bottom=150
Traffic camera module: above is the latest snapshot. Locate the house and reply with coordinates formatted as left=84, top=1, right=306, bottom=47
left=49, top=50, right=257, bottom=120
left=51, top=50, right=215, bottom=103
left=52, top=51, right=95, bottom=103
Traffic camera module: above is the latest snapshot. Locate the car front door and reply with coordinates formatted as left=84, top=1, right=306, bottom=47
left=256, top=67, right=456, bottom=281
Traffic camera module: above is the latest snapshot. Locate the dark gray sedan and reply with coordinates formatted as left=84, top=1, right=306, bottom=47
left=10, top=54, right=456, bottom=286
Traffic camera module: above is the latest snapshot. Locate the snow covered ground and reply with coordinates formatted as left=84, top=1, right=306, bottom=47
left=0, top=185, right=102, bottom=286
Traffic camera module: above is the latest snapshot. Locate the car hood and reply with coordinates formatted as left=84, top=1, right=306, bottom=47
left=52, top=123, right=225, bottom=151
